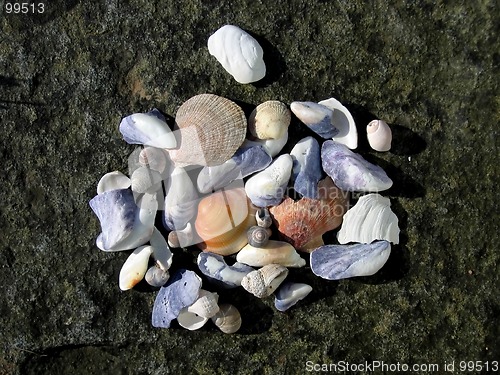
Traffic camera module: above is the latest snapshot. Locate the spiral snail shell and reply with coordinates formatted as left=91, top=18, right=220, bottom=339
left=256, top=208, right=272, bottom=228
left=247, top=226, right=271, bottom=248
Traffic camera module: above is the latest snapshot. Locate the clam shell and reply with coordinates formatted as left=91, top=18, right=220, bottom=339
left=197, top=252, right=254, bottom=288
left=169, top=94, right=247, bottom=166
left=236, top=240, right=306, bottom=268
left=211, top=304, right=242, bottom=334
left=118, top=245, right=154, bottom=291
left=208, top=24, right=266, bottom=84
left=274, top=282, right=313, bottom=312
left=337, top=193, right=400, bottom=244
left=310, top=240, right=391, bottom=280
left=367, top=119, right=392, bottom=152
left=248, top=101, right=291, bottom=140
left=195, top=187, right=256, bottom=256
left=96, top=171, right=131, bottom=195
left=152, top=269, right=202, bottom=328
left=241, top=264, right=289, bottom=298
left=318, top=98, right=358, bottom=149
left=269, top=177, right=349, bottom=252
left=290, top=101, right=339, bottom=139
left=119, top=109, right=177, bottom=149
left=245, top=154, right=293, bottom=207
left=321, top=140, right=393, bottom=192
left=187, top=289, right=220, bottom=318
left=290, top=136, right=322, bottom=199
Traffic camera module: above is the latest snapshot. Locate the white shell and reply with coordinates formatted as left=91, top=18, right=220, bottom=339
left=248, top=101, right=291, bottom=140
left=150, top=227, right=173, bottom=271
left=97, top=171, right=131, bottom=194
left=367, top=120, right=392, bottom=152
left=211, top=304, right=242, bottom=334
left=337, top=193, right=400, bottom=244
left=119, top=111, right=177, bottom=149
left=208, top=25, right=266, bottom=84
left=244, top=154, right=293, bottom=207
left=187, top=289, right=220, bottom=318
left=274, top=282, right=313, bottom=312
left=130, top=166, right=163, bottom=194
left=241, top=264, right=289, bottom=298
left=242, top=130, right=288, bottom=157
left=236, top=240, right=306, bottom=268
left=177, top=307, right=209, bottom=330
left=139, top=147, right=170, bottom=173
left=118, top=245, right=154, bottom=291
left=319, top=98, right=358, bottom=149
left=167, top=222, right=195, bottom=248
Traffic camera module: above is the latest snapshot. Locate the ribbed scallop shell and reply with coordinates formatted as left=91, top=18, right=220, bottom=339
left=170, top=94, right=247, bottom=166
left=195, top=187, right=256, bottom=256
left=269, top=177, right=350, bottom=252
left=248, top=101, right=291, bottom=140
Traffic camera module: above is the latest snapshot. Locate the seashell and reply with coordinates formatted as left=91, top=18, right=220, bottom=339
left=130, top=166, right=163, bottom=194
left=89, top=189, right=157, bottom=252
left=119, top=108, right=177, bottom=149
left=211, top=303, right=242, bottom=334
left=150, top=227, right=173, bottom=271
left=245, top=154, right=293, bottom=207
left=138, top=147, right=170, bottom=173
left=163, top=167, right=199, bottom=231
left=337, top=193, right=400, bottom=244
left=242, top=130, right=288, bottom=158
left=290, top=136, right=322, bottom=199
left=319, top=98, right=358, bottom=149
left=167, top=222, right=195, bottom=248
left=274, top=282, right=313, bottom=312
left=118, top=245, right=154, bottom=291
left=310, top=240, right=391, bottom=280
left=248, top=101, right=291, bottom=140
left=270, top=177, right=349, bottom=252
left=96, top=171, right=131, bottom=195
left=169, top=94, right=247, bottom=166
left=152, top=269, right=202, bottom=328
left=236, top=240, right=306, bottom=268
left=256, top=207, right=272, bottom=228
left=197, top=252, right=254, bottom=289
left=195, top=187, right=256, bottom=256
left=187, top=289, right=220, bottom=318
left=290, top=101, right=339, bottom=138
left=241, top=264, right=289, bottom=298
left=247, top=226, right=271, bottom=248
left=321, top=140, right=393, bottom=192
left=232, top=145, right=273, bottom=177
left=367, top=119, right=392, bottom=152
left=207, top=24, right=266, bottom=84
left=177, top=307, right=209, bottom=331
left=145, top=264, right=170, bottom=287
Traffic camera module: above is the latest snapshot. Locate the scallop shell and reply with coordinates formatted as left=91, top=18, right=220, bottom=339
left=169, top=94, right=247, bottom=166
left=248, top=101, right=291, bottom=140
left=241, top=264, right=289, bottom=298
left=367, top=119, right=392, bottom=152
left=118, top=245, right=154, bottom=291
left=96, top=171, right=131, bottom=195
left=195, top=187, right=256, bottom=256
left=247, top=226, right=271, bottom=248
left=187, top=289, right=220, bottom=318
left=269, top=177, right=350, bottom=252
left=211, top=303, right=242, bottom=334
left=236, top=240, right=306, bottom=268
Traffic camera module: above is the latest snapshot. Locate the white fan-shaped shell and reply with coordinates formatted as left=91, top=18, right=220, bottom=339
left=319, top=98, right=358, bottom=149
left=248, top=101, right=291, bottom=140
left=367, top=120, right=392, bottom=152
left=208, top=25, right=266, bottom=84
left=97, top=171, right=131, bottom=194
left=119, top=245, right=154, bottom=291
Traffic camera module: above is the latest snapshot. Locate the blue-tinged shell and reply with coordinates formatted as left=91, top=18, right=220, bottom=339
left=290, top=101, right=339, bottom=138
left=197, top=252, right=254, bottom=288
left=310, top=240, right=391, bottom=280
left=321, top=140, right=393, bottom=192
left=274, top=282, right=312, bottom=312
left=233, top=145, right=272, bottom=178
left=152, top=269, right=202, bottom=328
left=119, top=109, right=177, bottom=149
left=290, top=137, right=322, bottom=199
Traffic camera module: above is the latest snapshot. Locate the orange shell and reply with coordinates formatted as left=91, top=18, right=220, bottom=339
left=195, top=187, right=256, bottom=256
left=269, top=177, right=350, bottom=252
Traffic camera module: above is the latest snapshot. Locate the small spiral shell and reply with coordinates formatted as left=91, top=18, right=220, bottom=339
left=247, top=226, right=271, bottom=248
left=256, top=208, right=272, bottom=228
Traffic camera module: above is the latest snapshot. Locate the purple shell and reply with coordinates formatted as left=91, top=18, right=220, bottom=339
left=197, top=252, right=254, bottom=288
left=290, top=101, right=340, bottom=138
left=321, top=140, right=393, bottom=192
left=310, top=241, right=391, bottom=280
left=233, top=145, right=272, bottom=178
left=152, top=269, right=202, bottom=328
left=291, top=137, right=322, bottom=199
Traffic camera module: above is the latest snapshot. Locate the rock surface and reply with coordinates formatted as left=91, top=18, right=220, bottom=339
left=0, top=1, right=498, bottom=374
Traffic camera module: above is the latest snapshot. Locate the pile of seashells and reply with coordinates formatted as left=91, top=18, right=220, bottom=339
left=89, top=25, right=399, bottom=334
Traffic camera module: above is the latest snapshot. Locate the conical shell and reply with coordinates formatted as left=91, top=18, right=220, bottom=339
left=169, top=94, right=247, bottom=166
left=195, top=187, right=256, bottom=256
left=367, top=119, right=392, bottom=152
left=269, top=177, right=350, bottom=252
left=211, top=303, right=242, bottom=334
left=241, top=264, right=289, bottom=298
left=248, top=101, right=291, bottom=140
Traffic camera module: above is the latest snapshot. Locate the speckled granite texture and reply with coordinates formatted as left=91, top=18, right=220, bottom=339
left=0, top=1, right=498, bottom=374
